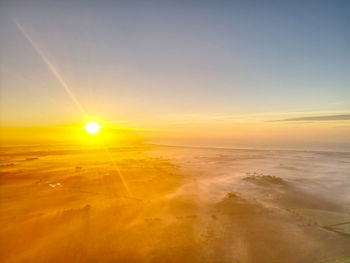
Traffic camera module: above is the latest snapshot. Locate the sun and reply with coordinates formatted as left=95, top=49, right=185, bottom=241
left=85, top=121, right=100, bottom=134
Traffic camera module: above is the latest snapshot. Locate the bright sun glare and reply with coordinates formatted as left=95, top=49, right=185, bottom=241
left=85, top=121, right=100, bottom=134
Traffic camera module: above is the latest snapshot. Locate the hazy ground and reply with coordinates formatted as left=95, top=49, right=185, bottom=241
left=1, top=144, right=349, bottom=263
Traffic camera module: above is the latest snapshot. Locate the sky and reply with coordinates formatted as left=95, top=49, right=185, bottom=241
left=0, top=0, right=349, bottom=150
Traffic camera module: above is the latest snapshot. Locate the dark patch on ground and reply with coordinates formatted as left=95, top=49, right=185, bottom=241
left=243, top=174, right=286, bottom=186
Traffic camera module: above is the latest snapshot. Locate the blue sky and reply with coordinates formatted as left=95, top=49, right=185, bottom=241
left=1, top=0, right=349, bottom=126
left=0, top=0, right=349, bottom=149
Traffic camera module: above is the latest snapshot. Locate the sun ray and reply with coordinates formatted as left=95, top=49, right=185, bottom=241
left=13, top=19, right=132, bottom=197
left=13, top=19, right=87, bottom=119
left=102, top=142, right=133, bottom=197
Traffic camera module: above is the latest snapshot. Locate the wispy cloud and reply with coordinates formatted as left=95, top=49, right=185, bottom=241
left=268, top=114, right=350, bottom=122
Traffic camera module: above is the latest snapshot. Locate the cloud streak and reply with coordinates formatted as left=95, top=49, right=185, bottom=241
left=269, top=114, right=350, bottom=122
